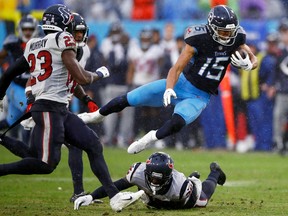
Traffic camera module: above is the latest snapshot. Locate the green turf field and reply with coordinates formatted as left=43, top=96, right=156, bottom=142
left=0, top=145, right=288, bottom=216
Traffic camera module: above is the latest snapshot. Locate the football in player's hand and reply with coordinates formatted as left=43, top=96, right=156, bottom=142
left=230, top=48, right=248, bottom=69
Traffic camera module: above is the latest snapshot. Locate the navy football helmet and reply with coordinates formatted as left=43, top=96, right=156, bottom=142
left=208, top=5, right=239, bottom=46
left=18, top=14, right=38, bottom=42
left=42, top=4, right=74, bottom=34
left=144, top=152, right=174, bottom=195
left=72, top=12, right=88, bottom=47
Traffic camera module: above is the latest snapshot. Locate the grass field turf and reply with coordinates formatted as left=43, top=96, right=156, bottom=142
left=0, top=145, right=288, bottom=216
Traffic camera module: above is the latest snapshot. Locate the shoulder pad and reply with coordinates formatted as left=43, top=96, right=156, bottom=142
left=56, top=31, right=76, bottom=51
left=126, top=162, right=142, bottom=183
left=184, top=25, right=207, bottom=40
left=3, top=34, right=19, bottom=46
left=237, top=26, right=246, bottom=35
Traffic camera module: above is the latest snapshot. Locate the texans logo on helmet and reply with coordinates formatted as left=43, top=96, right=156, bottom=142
left=58, top=6, right=73, bottom=25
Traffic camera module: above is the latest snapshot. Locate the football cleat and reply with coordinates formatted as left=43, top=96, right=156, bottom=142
left=70, top=191, right=88, bottom=203
left=110, top=190, right=144, bottom=212
left=77, top=110, right=105, bottom=124
left=210, top=162, right=226, bottom=186
left=89, top=109, right=105, bottom=123
left=127, top=130, right=157, bottom=154
left=74, top=195, right=93, bottom=210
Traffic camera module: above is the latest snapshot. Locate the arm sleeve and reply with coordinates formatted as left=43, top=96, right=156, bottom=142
left=90, top=177, right=134, bottom=199
left=0, top=56, right=29, bottom=99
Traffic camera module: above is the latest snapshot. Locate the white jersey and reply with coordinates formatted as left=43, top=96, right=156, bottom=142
left=24, top=31, right=76, bottom=105
left=78, top=45, right=90, bottom=68
left=127, top=43, right=163, bottom=86
left=126, top=162, right=194, bottom=206
left=66, top=45, right=91, bottom=101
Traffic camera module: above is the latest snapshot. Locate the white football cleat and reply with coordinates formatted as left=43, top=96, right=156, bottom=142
left=110, top=190, right=144, bottom=212
left=77, top=110, right=105, bottom=124
left=74, top=195, right=93, bottom=210
left=127, top=130, right=157, bottom=154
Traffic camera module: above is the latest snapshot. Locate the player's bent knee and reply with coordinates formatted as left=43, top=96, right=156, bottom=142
left=39, top=161, right=55, bottom=174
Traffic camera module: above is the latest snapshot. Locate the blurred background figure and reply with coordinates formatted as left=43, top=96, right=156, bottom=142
left=126, top=27, right=164, bottom=146
left=272, top=18, right=288, bottom=155
left=99, top=22, right=131, bottom=147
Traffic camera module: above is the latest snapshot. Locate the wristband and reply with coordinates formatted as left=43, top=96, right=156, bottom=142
left=25, top=86, right=32, bottom=94
left=95, top=71, right=103, bottom=78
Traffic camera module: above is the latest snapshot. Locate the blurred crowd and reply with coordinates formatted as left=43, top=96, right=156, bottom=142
left=1, top=0, right=288, bottom=154
left=0, top=0, right=288, bottom=21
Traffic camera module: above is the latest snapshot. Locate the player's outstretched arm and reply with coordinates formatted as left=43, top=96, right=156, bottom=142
left=90, top=177, right=134, bottom=200
left=0, top=56, right=29, bottom=99
left=62, top=49, right=107, bottom=85
left=163, top=44, right=196, bottom=107
left=166, top=44, right=196, bottom=89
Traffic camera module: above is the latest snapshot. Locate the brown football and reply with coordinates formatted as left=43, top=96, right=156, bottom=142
left=231, top=48, right=247, bottom=68
left=232, top=48, right=247, bottom=59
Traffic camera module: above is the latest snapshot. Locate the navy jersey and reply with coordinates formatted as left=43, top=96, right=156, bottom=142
left=3, top=34, right=30, bottom=87
left=183, top=24, right=246, bottom=94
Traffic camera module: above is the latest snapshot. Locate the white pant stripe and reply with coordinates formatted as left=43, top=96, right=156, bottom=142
left=41, top=112, right=51, bottom=163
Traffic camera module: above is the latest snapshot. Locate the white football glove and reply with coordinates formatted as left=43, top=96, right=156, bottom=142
left=230, top=51, right=253, bottom=71
left=20, top=117, right=36, bottom=130
left=74, top=195, right=93, bottom=210
left=95, top=66, right=110, bottom=78
left=163, top=88, right=177, bottom=107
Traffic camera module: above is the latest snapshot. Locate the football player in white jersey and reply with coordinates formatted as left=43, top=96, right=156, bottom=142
left=64, top=12, right=99, bottom=202
left=74, top=152, right=226, bottom=210
left=0, top=4, right=143, bottom=212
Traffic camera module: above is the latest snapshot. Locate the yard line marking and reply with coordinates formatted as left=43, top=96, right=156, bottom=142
left=224, top=180, right=256, bottom=187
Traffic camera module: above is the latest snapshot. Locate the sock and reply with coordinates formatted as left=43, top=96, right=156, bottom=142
left=100, top=95, right=129, bottom=116
left=68, top=145, right=84, bottom=194
left=201, top=171, right=220, bottom=199
left=156, top=114, right=186, bottom=139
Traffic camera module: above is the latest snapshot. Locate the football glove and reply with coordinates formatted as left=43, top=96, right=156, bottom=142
left=95, top=66, right=110, bottom=78
left=230, top=51, right=253, bottom=71
left=74, top=195, right=93, bottom=210
left=82, top=95, right=99, bottom=112
left=26, top=92, right=35, bottom=113
left=163, top=88, right=177, bottom=107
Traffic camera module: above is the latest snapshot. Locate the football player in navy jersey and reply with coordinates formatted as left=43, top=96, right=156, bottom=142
left=86, top=5, right=258, bottom=154
left=0, top=4, right=143, bottom=212
left=0, top=14, right=38, bottom=132
left=73, top=152, right=226, bottom=210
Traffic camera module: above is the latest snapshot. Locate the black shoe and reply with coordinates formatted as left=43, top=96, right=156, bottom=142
left=210, top=162, right=226, bottom=186
left=70, top=191, right=88, bottom=203
left=188, top=171, right=200, bottom=179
